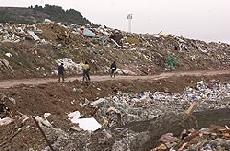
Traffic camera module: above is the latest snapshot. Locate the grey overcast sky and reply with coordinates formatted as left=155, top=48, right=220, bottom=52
left=0, top=0, right=229, bottom=43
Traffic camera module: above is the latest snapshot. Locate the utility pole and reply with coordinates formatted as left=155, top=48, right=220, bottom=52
left=127, top=14, right=133, bottom=33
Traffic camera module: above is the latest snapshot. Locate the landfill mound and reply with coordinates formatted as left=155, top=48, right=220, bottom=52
left=0, top=20, right=230, bottom=80
left=0, top=74, right=230, bottom=151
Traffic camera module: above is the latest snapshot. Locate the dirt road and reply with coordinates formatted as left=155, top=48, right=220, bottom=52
left=0, top=70, right=229, bottom=89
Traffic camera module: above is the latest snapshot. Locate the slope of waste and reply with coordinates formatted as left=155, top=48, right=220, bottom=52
left=0, top=21, right=230, bottom=80
left=151, top=126, right=230, bottom=151
left=91, top=80, right=230, bottom=128
left=0, top=75, right=229, bottom=151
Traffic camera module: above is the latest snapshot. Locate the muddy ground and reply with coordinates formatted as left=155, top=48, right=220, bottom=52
left=0, top=74, right=230, bottom=150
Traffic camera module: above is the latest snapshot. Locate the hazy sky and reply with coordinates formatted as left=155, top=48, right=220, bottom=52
left=1, top=0, right=229, bottom=43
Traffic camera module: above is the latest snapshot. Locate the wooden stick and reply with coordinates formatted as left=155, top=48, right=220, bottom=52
left=185, top=102, right=198, bottom=115
left=32, top=117, right=55, bottom=151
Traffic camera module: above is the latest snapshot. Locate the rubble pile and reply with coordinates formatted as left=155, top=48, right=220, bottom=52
left=0, top=21, right=230, bottom=79
left=151, top=126, right=230, bottom=151
left=0, top=23, right=43, bottom=43
left=0, top=78, right=230, bottom=151
left=91, top=81, right=230, bottom=127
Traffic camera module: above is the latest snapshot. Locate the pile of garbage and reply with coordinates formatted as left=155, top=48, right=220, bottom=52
left=0, top=79, right=229, bottom=151
left=152, top=126, right=230, bottom=151
left=0, top=23, right=44, bottom=43
left=90, top=80, right=230, bottom=127
left=0, top=20, right=230, bottom=79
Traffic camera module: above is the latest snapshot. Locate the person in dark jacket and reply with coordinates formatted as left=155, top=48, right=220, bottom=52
left=110, top=61, right=117, bottom=77
left=58, top=63, right=65, bottom=82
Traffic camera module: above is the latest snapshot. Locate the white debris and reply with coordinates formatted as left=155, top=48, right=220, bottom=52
left=28, top=148, right=35, bottom=151
left=122, top=69, right=137, bottom=75
left=71, top=99, right=75, bottom=105
left=22, top=115, right=30, bottom=123
left=57, top=44, right=62, bottom=47
left=198, top=47, right=208, bottom=53
left=0, top=59, right=12, bottom=70
left=74, top=117, right=102, bottom=131
left=176, top=36, right=186, bottom=43
left=27, top=31, right=40, bottom=41
left=116, top=68, right=136, bottom=75
left=0, top=117, right=14, bottom=126
left=35, top=116, right=52, bottom=127
left=73, top=88, right=77, bottom=92
left=8, top=97, right=16, bottom=105
left=56, top=58, right=82, bottom=73
left=44, top=113, right=51, bottom=118
left=82, top=28, right=95, bottom=37
left=41, top=39, right=49, bottom=44
left=153, top=34, right=161, bottom=38
left=68, top=111, right=81, bottom=123
left=44, top=19, right=52, bottom=23
left=5, top=53, right=12, bottom=58
left=14, top=39, right=20, bottom=43
left=90, top=98, right=107, bottom=107
left=68, top=111, right=101, bottom=131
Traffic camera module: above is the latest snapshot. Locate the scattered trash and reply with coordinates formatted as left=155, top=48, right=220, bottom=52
left=68, top=111, right=81, bottom=123
left=0, top=117, right=13, bottom=126
left=0, top=59, right=13, bottom=71
left=151, top=126, right=230, bottom=151
left=0, top=20, right=230, bottom=151
left=44, top=113, right=51, bottom=119
left=27, top=31, right=40, bottom=41
left=91, top=81, right=230, bottom=127
left=44, top=19, right=52, bottom=23
left=72, top=88, right=77, bottom=92
left=90, top=98, right=107, bottom=107
left=5, top=53, right=12, bottom=58
left=82, top=28, right=96, bottom=37
left=0, top=21, right=229, bottom=78
left=35, top=116, right=52, bottom=128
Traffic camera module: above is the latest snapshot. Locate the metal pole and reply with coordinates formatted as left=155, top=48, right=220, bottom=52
left=127, top=14, right=132, bottom=33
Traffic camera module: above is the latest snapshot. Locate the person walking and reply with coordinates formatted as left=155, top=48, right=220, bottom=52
left=166, top=53, right=178, bottom=70
left=82, top=61, right=90, bottom=81
left=110, top=61, right=117, bottom=77
left=58, top=63, right=65, bottom=82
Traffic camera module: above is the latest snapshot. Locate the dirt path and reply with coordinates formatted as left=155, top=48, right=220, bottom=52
left=0, top=70, right=229, bottom=89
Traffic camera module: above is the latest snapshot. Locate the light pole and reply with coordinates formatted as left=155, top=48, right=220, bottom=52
left=127, top=14, right=133, bottom=33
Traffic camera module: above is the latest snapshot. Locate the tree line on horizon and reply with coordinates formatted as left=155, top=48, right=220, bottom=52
left=0, top=4, right=91, bottom=25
